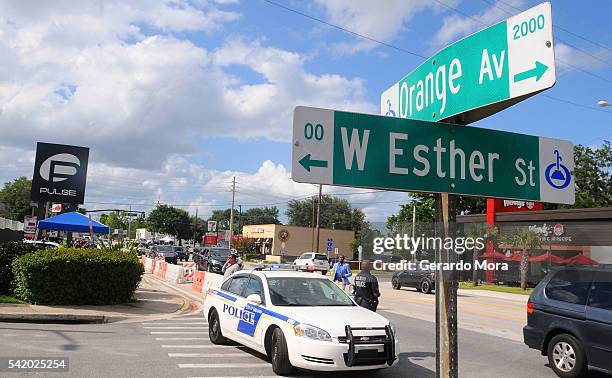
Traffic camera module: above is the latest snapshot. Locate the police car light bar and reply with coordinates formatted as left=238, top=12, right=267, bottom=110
left=251, top=264, right=300, bottom=271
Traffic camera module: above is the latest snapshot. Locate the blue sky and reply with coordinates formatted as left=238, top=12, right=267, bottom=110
left=0, top=0, right=610, bottom=222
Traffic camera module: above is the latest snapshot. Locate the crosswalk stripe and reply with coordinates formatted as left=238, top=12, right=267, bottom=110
left=143, top=322, right=207, bottom=325
left=178, top=363, right=269, bottom=368
left=161, top=345, right=246, bottom=349
left=168, top=353, right=246, bottom=358
left=150, top=332, right=208, bottom=335
left=161, top=317, right=204, bottom=321
left=155, top=338, right=208, bottom=341
left=143, top=326, right=208, bottom=329
left=188, top=376, right=277, bottom=378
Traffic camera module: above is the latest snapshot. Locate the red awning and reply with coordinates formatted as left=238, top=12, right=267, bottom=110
left=562, top=255, right=599, bottom=265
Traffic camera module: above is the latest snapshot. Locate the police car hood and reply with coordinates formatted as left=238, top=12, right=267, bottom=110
left=286, top=306, right=390, bottom=336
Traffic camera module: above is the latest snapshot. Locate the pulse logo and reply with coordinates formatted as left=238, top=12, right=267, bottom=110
left=31, top=142, right=89, bottom=204
left=39, top=153, right=81, bottom=182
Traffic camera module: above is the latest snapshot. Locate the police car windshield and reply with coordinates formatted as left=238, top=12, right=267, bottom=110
left=267, top=278, right=354, bottom=306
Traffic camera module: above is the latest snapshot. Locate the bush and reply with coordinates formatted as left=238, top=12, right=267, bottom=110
left=0, top=242, right=37, bottom=294
left=12, top=248, right=144, bottom=305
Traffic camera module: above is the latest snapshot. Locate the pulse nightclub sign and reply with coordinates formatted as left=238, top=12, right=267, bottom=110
left=380, top=2, right=555, bottom=124
left=31, top=142, right=90, bottom=204
left=291, top=106, right=574, bottom=205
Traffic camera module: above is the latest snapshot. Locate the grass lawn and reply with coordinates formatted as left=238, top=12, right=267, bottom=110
left=459, top=282, right=532, bottom=295
left=0, top=294, right=25, bottom=304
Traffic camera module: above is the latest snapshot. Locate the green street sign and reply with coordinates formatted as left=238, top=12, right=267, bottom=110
left=292, top=106, right=574, bottom=205
left=380, top=2, right=555, bottom=124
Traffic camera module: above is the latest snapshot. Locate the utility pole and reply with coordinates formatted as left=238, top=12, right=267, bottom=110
left=127, top=205, right=132, bottom=241
left=193, top=208, right=198, bottom=245
left=435, top=192, right=458, bottom=378
left=412, top=203, right=417, bottom=262
left=315, top=184, right=322, bottom=253
left=311, top=196, right=315, bottom=251
left=229, top=176, right=236, bottom=249
left=238, top=205, right=242, bottom=232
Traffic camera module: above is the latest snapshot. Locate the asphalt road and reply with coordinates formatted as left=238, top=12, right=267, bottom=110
left=0, top=307, right=597, bottom=378
left=1, top=273, right=608, bottom=378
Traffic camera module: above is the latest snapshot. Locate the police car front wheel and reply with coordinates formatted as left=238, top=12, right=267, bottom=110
left=208, top=309, right=228, bottom=345
left=271, top=328, right=293, bottom=375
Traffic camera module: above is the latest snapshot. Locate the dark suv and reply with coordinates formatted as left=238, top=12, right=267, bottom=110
left=524, top=265, right=612, bottom=377
left=391, top=266, right=435, bottom=294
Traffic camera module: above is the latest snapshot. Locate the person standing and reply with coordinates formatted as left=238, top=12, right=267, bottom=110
left=332, top=255, right=352, bottom=291
left=222, top=254, right=241, bottom=278
left=353, top=260, right=380, bottom=312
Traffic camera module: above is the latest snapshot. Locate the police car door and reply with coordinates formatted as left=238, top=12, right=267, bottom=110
left=219, top=274, right=250, bottom=340
left=231, top=274, right=266, bottom=349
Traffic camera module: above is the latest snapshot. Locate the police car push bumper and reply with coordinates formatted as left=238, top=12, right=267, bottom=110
left=285, top=324, right=399, bottom=371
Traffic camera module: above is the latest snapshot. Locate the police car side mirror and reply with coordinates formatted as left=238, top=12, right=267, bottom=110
left=246, top=294, right=262, bottom=305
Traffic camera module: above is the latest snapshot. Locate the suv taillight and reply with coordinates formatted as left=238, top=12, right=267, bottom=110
left=527, top=300, right=534, bottom=315
left=311, top=258, right=315, bottom=262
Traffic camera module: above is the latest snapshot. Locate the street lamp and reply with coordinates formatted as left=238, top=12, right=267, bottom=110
left=597, top=100, right=611, bottom=107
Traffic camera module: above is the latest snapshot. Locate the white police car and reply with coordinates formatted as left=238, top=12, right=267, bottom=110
left=203, top=267, right=399, bottom=375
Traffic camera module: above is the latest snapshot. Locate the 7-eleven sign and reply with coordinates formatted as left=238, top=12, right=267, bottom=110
left=207, top=220, right=218, bottom=232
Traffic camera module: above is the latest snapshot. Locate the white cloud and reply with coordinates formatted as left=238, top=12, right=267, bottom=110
left=555, top=43, right=612, bottom=72
left=431, top=0, right=526, bottom=50
left=0, top=1, right=372, bottom=172
left=315, top=0, right=455, bottom=54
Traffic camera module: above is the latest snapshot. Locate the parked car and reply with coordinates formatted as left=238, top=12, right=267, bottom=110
left=23, top=240, right=60, bottom=249
left=293, top=252, right=330, bottom=275
left=391, top=266, right=435, bottom=294
left=196, top=247, right=233, bottom=274
left=149, top=245, right=177, bottom=264
left=173, top=246, right=188, bottom=261
left=523, top=265, right=612, bottom=378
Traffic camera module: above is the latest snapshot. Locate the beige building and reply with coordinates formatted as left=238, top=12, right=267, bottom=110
left=242, top=224, right=355, bottom=258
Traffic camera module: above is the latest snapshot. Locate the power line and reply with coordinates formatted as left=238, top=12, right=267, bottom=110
left=262, top=0, right=610, bottom=115
left=432, top=0, right=612, bottom=83
left=262, top=0, right=427, bottom=59
left=491, top=0, right=612, bottom=54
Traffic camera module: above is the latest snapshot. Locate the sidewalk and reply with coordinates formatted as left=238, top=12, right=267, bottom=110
left=457, top=288, right=530, bottom=303
left=0, top=274, right=199, bottom=324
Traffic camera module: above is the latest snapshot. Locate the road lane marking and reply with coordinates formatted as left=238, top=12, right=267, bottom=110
left=155, top=338, right=208, bottom=341
left=188, top=376, right=277, bottom=378
left=162, top=345, right=247, bottom=349
left=143, top=326, right=208, bottom=329
left=143, top=322, right=207, bottom=325
left=168, top=353, right=247, bottom=358
left=150, top=332, right=208, bottom=334
left=178, top=363, right=269, bottom=368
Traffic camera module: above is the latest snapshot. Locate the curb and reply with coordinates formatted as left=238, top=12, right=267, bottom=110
left=0, top=313, right=106, bottom=324
left=149, top=273, right=204, bottom=304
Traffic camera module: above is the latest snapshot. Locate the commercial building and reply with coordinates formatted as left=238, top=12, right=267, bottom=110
left=241, top=224, right=355, bottom=259
left=458, top=207, right=612, bottom=285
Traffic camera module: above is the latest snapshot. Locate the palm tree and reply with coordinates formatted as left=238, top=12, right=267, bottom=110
left=503, top=228, right=542, bottom=290
left=465, top=224, right=498, bottom=286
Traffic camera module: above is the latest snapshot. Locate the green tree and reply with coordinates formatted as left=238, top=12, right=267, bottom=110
left=503, top=228, right=542, bottom=291
left=567, top=141, right=611, bottom=208
left=241, top=206, right=280, bottom=225
left=286, top=195, right=366, bottom=232
left=0, top=177, right=32, bottom=221
left=464, top=224, right=498, bottom=286
left=386, top=195, right=435, bottom=233
left=350, top=222, right=383, bottom=260
left=146, top=205, right=192, bottom=244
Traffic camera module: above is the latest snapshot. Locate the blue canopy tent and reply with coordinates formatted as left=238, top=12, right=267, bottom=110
left=37, top=212, right=110, bottom=234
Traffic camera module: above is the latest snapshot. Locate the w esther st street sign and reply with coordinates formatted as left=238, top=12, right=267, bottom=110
left=380, top=2, right=555, bottom=124
left=292, top=106, right=574, bottom=205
